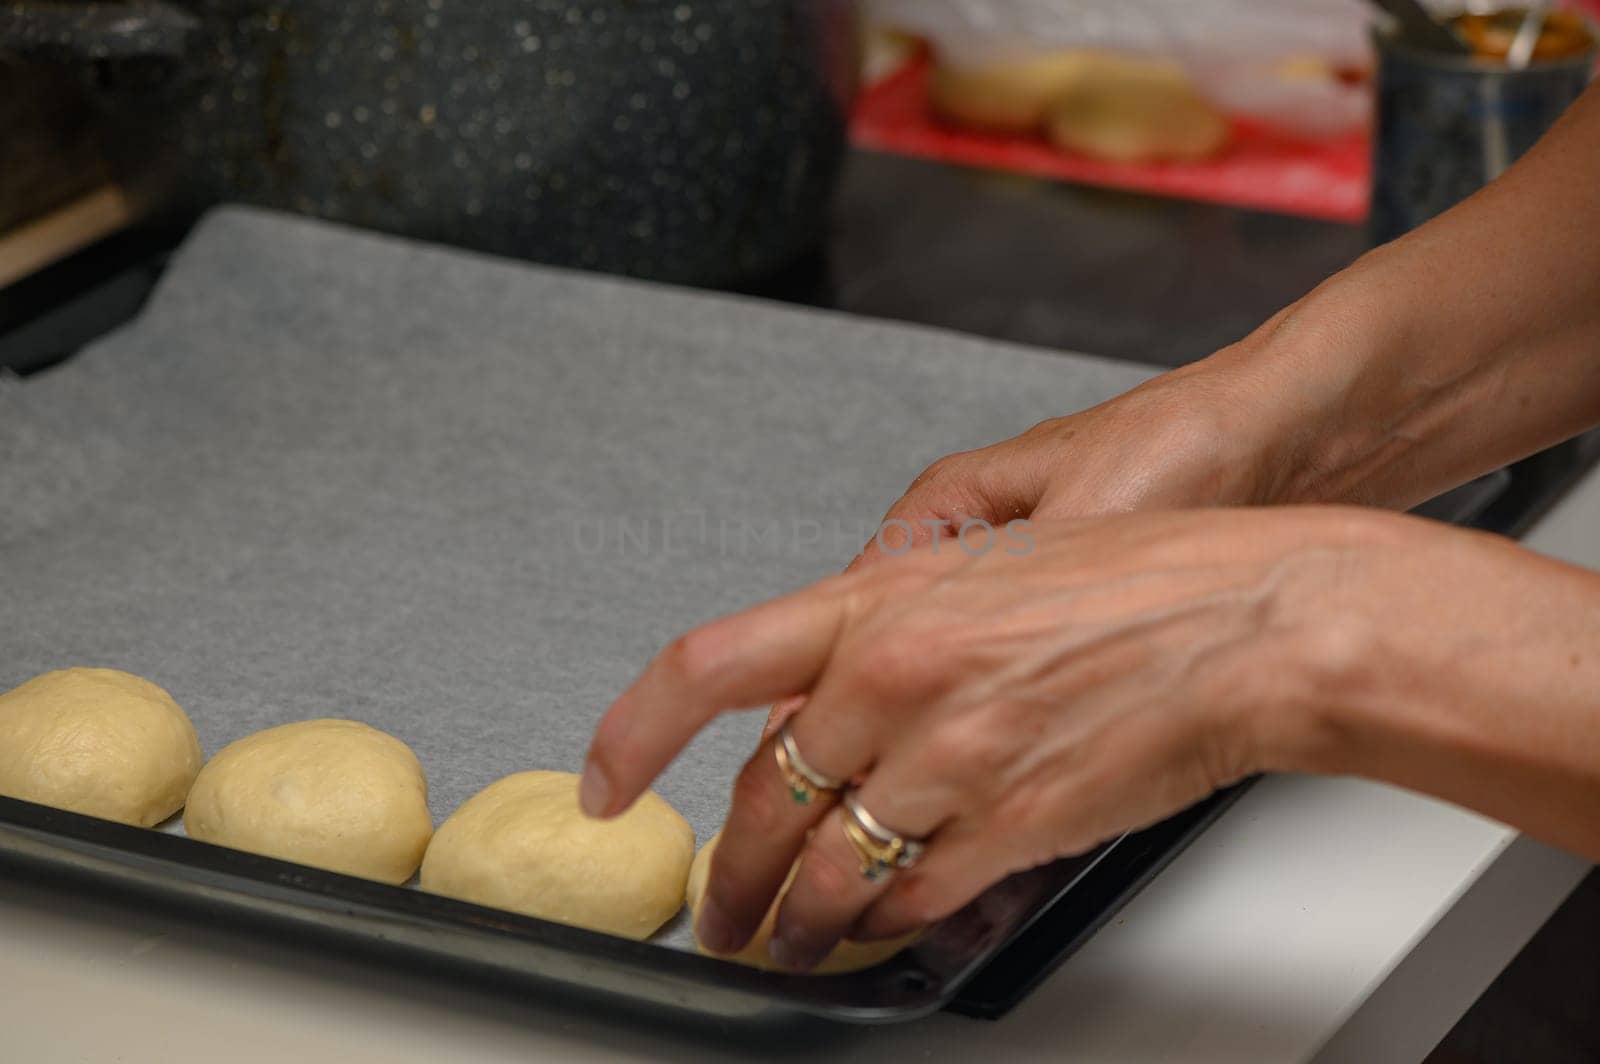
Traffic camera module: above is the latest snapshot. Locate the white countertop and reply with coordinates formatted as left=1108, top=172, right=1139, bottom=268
left=5, top=472, right=1598, bottom=1063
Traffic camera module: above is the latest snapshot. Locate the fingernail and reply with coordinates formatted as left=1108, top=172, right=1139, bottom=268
left=578, top=763, right=612, bottom=818
left=767, top=935, right=797, bottom=970
left=696, top=898, right=737, bottom=955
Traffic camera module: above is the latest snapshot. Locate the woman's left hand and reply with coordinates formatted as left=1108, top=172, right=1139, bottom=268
left=578, top=505, right=1600, bottom=970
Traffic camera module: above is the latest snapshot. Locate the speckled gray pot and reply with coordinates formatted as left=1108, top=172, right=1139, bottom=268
left=0, top=0, right=856, bottom=286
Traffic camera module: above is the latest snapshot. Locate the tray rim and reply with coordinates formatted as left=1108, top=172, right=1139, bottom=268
left=0, top=792, right=1159, bottom=1025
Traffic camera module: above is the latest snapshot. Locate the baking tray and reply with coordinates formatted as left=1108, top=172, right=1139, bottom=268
left=0, top=206, right=1475, bottom=1025
left=0, top=786, right=1241, bottom=1025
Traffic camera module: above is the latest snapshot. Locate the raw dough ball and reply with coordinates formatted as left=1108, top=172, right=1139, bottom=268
left=863, top=25, right=922, bottom=86
left=0, top=668, right=202, bottom=827
left=1271, top=54, right=1340, bottom=84
left=184, top=719, right=432, bottom=885
left=687, top=832, right=916, bottom=974
left=930, top=51, right=1098, bottom=134
left=420, top=771, right=692, bottom=940
left=1045, top=55, right=1231, bottom=164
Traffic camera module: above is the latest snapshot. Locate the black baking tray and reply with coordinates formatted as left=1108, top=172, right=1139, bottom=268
left=0, top=461, right=1540, bottom=1026
left=0, top=786, right=1241, bottom=1025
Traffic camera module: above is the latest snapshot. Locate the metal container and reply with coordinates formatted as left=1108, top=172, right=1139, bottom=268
left=1369, top=25, right=1595, bottom=243
left=0, top=0, right=857, bottom=287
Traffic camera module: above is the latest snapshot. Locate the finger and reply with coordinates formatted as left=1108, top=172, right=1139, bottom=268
left=850, top=825, right=1010, bottom=943
left=704, top=548, right=972, bottom=952
left=852, top=453, right=993, bottom=572
left=581, top=581, right=849, bottom=818
left=854, top=454, right=1047, bottom=574
left=706, top=655, right=899, bottom=954
left=773, top=583, right=960, bottom=789
left=767, top=794, right=952, bottom=971
left=761, top=695, right=807, bottom=741
left=778, top=691, right=1018, bottom=960
left=849, top=504, right=948, bottom=573
left=853, top=694, right=1233, bottom=943
left=697, top=731, right=840, bottom=955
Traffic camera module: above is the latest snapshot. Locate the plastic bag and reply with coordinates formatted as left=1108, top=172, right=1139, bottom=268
left=866, top=0, right=1388, bottom=137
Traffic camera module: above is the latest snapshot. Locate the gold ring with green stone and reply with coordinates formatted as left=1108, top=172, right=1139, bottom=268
left=775, top=720, right=845, bottom=805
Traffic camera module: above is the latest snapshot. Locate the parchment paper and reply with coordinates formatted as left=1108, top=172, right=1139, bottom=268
left=0, top=207, right=1155, bottom=948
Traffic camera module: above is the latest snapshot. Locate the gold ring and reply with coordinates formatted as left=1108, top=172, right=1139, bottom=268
left=841, top=792, right=927, bottom=882
left=775, top=721, right=845, bottom=806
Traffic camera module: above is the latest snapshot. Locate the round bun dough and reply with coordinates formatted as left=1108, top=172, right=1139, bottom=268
left=930, top=51, right=1098, bottom=134
left=184, top=719, right=432, bottom=885
left=1044, top=55, right=1231, bottom=164
left=0, top=668, right=202, bottom=827
left=420, top=771, right=692, bottom=940
left=687, top=832, right=916, bottom=974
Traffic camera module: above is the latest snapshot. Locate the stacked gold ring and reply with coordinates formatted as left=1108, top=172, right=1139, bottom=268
left=775, top=721, right=846, bottom=806
left=841, top=792, right=927, bottom=882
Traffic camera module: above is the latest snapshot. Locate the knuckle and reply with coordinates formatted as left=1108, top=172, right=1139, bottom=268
left=913, top=454, right=962, bottom=487
left=919, top=733, right=966, bottom=780
left=847, top=631, right=943, bottom=704
left=904, top=452, right=989, bottom=510
left=1024, top=415, right=1069, bottom=441
left=991, top=784, right=1054, bottom=838
left=995, top=784, right=1098, bottom=863
left=922, top=714, right=1013, bottom=783
left=659, top=626, right=729, bottom=688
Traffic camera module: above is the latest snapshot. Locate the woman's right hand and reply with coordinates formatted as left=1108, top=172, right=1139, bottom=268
left=850, top=358, right=1286, bottom=570
left=763, top=348, right=1306, bottom=734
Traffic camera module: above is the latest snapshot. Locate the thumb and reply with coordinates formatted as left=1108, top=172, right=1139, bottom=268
left=851, top=449, right=1041, bottom=572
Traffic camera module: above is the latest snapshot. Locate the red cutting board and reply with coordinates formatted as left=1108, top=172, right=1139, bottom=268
left=851, top=54, right=1369, bottom=222
left=850, top=1, right=1600, bottom=224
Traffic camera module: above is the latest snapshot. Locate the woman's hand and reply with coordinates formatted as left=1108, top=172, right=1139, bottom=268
left=580, top=506, right=1364, bottom=971
left=755, top=352, right=1306, bottom=737
left=848, top=362, right=1284, bottom=570
left=581, top=506, right=1600, bottom=970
